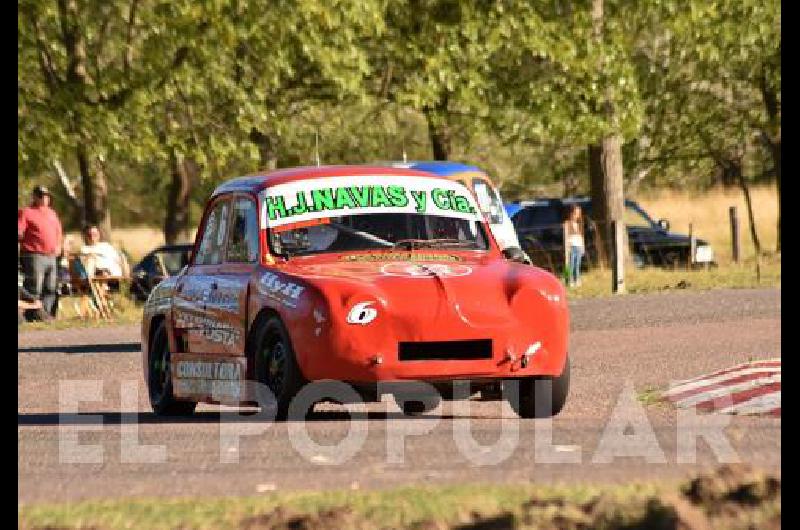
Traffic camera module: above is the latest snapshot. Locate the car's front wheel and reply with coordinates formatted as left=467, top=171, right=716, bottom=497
left=148, top=320, right=197, bottom=416
left=253, top=315, right=306, bottom=420
left=505, top=355, right=570, bottom=418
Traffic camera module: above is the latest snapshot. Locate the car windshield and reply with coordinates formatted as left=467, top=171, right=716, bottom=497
left=270, top=213, right=488, bottom=256
left=261, top=175, right=488, bottom=257
left=624, top=203, right=657, bottom=228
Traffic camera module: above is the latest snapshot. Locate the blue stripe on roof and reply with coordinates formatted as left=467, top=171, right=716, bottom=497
left=402, top=161, right=482, bottom=176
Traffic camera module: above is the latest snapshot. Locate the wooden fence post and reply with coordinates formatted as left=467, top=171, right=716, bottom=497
left=729, top=206, right=740, bottom=263
left=612, top=220, right=625, bottom=294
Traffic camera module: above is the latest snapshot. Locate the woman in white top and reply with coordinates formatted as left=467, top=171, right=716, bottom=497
left=80, top=225, right=126, bottom=277
left=563, top=204, right=585, bottom=287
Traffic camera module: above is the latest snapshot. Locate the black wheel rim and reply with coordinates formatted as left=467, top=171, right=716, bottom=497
left=149, top=335, right=171, bottom=403
left=264, top=338, right=287, bottom=397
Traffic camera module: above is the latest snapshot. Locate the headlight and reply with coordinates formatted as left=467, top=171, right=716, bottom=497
left=694, top=245, right=714, bottom=263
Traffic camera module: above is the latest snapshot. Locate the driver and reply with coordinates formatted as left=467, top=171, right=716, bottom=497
left=306, top=223, right=339, bottom=252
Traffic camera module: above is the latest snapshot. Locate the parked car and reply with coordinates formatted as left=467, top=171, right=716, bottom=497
left=510, top=197, right=715, bottom=270
left=130, top=244, right=192, bottom=301
left=379, top=161, right=530, bottom=263
left=142, top=165, right=570, bottom=419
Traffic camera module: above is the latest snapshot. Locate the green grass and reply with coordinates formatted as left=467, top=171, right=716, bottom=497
left=566, top=256, right=780, bottom=299
left=637, top=386, right=665, bottom=406
left=19, top=291, right=143, bottom=331
left=19, top=474, right=783, bottom=530
left=18, top=482, right=665, bottom=530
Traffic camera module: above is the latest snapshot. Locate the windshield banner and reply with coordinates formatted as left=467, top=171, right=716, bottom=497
left=260, top=175, right=482, bottom=228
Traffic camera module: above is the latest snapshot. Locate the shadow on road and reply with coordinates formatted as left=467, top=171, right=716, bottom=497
left=18, top=342, right=141, bottom=355
left=18, top=410, right=456, bottom=426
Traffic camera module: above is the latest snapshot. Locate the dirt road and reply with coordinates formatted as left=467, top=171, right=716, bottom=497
left=18, top=288, right=780, bottom=504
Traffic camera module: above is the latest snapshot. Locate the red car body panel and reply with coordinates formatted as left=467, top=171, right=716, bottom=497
left=142, top=166, right=569, bottom=405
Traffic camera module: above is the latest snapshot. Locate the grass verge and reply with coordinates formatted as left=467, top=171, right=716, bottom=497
left=19, top=292, right=143, bottom=331
left=19, top=466, right=780, bottom=530
left=567, top=256, right=780, bottom=299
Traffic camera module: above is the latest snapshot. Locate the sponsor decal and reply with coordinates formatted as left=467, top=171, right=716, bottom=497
left=181, top=282, right=240, bottom=312
left=258, top=272, right=305, bottom=308
left=260, top=175, right=481, bottom=228
left=380, top=262, right=473, bottom=278
left=339, top=252, right=463, bottom=262
left=346, top=301, right=378, bottom=325
left=176, top=360, right=242, bottom=380
left=174, top=310, right=242, bottom=347
left=173, top=379, right=242, bottom=400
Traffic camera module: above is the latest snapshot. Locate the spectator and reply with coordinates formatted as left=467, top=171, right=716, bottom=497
left=562, top=204, right=585, bottom=288
left=18, top=276, right=48, bottom=324
left=18, top=185, right=63, bottom=318
left=80, top=224, right=127, bottom=278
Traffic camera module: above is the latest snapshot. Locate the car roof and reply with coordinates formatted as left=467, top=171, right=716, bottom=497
left=384, top=160, right=484, bottom=176
left=211, top=165, right=447, bottom=198
left=514, top=197, right=638, bottom=208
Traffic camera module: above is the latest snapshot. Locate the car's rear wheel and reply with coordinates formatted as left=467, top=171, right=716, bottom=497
left=148, top=320, right=197, bottom=416
left=505, top=355, right=570, bottom=419
left=253, top=315, right=306, bottom=420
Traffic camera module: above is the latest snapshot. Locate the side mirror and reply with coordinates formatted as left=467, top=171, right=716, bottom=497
left=502, top=247, right=532, bottom=265
left=658, top=219, right=670, bottom=231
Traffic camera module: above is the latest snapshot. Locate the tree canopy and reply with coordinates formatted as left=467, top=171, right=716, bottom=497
left=18, top=0, right=780, bottom=246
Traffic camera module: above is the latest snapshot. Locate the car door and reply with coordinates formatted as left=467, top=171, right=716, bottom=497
left=173, top=196, right=231, bottom=355
left=212, top=194, right=262, bottom=357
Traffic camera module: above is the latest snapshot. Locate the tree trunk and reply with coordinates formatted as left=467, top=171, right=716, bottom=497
left=737, top=169, right=762, bottom=281
left=587, top=0, right=627, bottom=274
left=76, top=142, right=112, bottom=239
left=588, top=136, right=626, bottom=266
left=249, top=128, right=279, bottom=170
left=423, top=104, right=451, bottom=161
left=164, top=150, right=195, bottom=245
left=774, top=139, right=781, bottom=251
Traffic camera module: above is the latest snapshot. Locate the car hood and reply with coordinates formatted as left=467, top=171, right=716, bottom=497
left=628, top=226, right=708, bottom=246
left=279, top=252, right=566, bottom=336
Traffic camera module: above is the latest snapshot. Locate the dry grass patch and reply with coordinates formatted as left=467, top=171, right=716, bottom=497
left=635, top=185, right=779, bottom=263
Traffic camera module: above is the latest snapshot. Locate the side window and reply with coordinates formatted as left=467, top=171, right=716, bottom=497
left=472, top=179, right=504, bottom=224
left=226, top=197, right=260, bottom=263
left=194, top=199, right=230, bottom=265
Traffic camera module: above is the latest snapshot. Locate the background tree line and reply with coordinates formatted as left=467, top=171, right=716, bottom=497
left=18, top=0, right=780, bottom=251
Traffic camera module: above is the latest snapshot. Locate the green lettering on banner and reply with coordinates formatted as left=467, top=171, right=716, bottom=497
left=410, top=190, right=427, bottom=213
left=334, top=187, right=355, bottom=209
left=349, top=186, right=371, bottom=207
left=292, top=191, right=309, bottom=215
left=387, top=185, right=409, bottom=207
left=431, top=188, right=449, bottom=210
left=267, top=196, right=288, bottom=220
left=371, top=186, right=391, bottom=207
left=311, top=188, right=335, bottom=212
left=453, top=195, right=476, bottom=213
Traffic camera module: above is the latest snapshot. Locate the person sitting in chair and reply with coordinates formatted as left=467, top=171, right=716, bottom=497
left=79, top=225, right=126, bottom=278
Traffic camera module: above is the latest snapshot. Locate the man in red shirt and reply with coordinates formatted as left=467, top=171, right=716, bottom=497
left=18, top=185, right=63, bottom=319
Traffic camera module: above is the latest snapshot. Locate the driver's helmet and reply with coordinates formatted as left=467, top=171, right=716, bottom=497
left=306, top=224, right=339, bottom=251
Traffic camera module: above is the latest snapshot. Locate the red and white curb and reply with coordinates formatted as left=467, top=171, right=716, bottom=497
left=663, top=358, right=781, bottom=417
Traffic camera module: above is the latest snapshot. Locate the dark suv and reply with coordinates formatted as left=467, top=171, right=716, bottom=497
left=510, top=197, right=715, bottom=271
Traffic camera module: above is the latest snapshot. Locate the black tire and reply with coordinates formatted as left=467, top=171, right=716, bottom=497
left=253, top=315, right=306, bottom=420
left=397, top=394, right=441, bottom=416
left=505, top=356, right=570, bottom=419
left=148, top=320, right=197, bottom=416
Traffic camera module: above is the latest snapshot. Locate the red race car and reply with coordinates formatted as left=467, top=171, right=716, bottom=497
left=142, top=165, right=570, bottom=419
